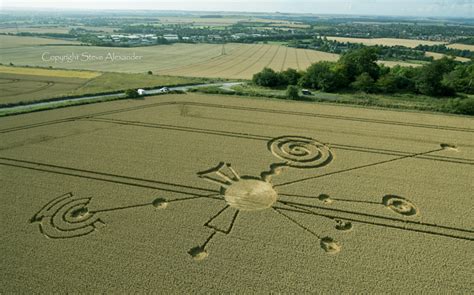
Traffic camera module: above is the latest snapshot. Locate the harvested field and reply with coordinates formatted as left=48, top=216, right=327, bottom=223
left=0, top=42, right=241, bottom=74
left=0, top=35, right=80, bottom=49
left=377, top=60, right=422, bottom=67
left=425, top=51, right=471, bottom=62
left=0, top=93, right=472, bottom=292
left=447, top=43, right=474, bottom=51
left=0, top=37, right=421, bottom=79
left=161, top=45, right=339, bottom=79
left=326, top=37, right=446, bottom=48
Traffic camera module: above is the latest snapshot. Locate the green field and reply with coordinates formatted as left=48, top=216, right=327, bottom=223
left=0, top=93, right=472, bottom=292
left=0, top=73, right=90, bottom=105
left=0, top=66, right=206, bottom=106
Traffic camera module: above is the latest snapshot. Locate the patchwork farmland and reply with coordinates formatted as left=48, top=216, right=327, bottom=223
left=1, top=8, right=474, bottom=293
left=0, top=37, right=341, bottom=79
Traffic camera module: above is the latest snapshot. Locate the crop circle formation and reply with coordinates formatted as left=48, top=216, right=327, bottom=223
left=268, top=136, right=333, bottom=168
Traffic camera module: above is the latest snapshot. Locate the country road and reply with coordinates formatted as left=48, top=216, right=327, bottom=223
left=2, top=82, right=243, bottom=112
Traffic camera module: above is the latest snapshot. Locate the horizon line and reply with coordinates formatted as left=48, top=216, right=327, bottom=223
left=1, top=7, right=473, bottom=20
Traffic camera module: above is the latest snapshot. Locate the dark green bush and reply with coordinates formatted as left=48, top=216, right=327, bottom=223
left=286, top=85, right=300, bottom=100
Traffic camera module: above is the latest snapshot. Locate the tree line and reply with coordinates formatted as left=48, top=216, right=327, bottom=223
left=288, top=37, right=472, bottom=61
left=253, top=48, right=474, bottom=114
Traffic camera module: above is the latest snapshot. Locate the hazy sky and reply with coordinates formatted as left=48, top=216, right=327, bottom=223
left=2, top=0, right=473, bottom=17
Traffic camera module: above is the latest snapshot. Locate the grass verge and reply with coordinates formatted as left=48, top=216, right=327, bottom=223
left=191, top=83, right=474, bottom=116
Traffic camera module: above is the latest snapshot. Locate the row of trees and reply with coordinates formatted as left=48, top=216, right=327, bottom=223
left=415, top=44, right=472, bottom=59
left=289, top=37, right=435, bottom=62
left=311, top=23, right=474, bottom=41
left=253, top=48, right=474, bottom=97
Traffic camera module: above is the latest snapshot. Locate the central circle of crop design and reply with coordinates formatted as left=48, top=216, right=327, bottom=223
left=224, top=179, right=278, bottom=211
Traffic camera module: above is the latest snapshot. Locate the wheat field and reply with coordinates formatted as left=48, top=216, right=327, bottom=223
left=0, top=93, right=472, bottom=292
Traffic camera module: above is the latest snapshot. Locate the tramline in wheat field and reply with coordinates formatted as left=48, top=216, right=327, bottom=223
left=1, top=94, right=472, bottom=293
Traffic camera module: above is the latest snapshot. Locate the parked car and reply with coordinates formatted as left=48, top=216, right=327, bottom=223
left=157, top=87, right=170, bottom=94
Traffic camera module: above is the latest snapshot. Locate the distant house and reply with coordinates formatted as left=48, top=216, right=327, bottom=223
left=163, top=34, right=179, bottom=41
left=231, top=33, right=248, bottom=39
left=208, top=35, right=223, bottom=41
left=137, top=89, right=146, bottom=96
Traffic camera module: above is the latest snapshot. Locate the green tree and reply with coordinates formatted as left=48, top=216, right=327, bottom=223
left=252, top=67, right=282, bottom=87
left=338, top=47, right=381, bottom=82
left=351, top=72, right=376, bottom=93
left=280, top=68, right=302, bottom=85
left=416, top=57, right=456, bottom=96
left=455, top=97, right=474, bottom=115
left=376, top=73, right=398, bottom=93
left=443, top=63, right=474, bottom=94
left=286, top=85, right=300, bottom=100
left=300, top=61, right=347, bottom=92
left=444, top=97, right=474, bottom=115
left=125, top=89, right=139, bottom=98
left=389, top=65, right=418, bottom=92
left=300, top=61, right=332, bottom=89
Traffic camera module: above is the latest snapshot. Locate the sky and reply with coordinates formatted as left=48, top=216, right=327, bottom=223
left=1, top=0, right=473, bottom=17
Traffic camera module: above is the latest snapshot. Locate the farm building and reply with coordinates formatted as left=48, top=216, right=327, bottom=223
left=164, top=34, right=179, bottom=41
